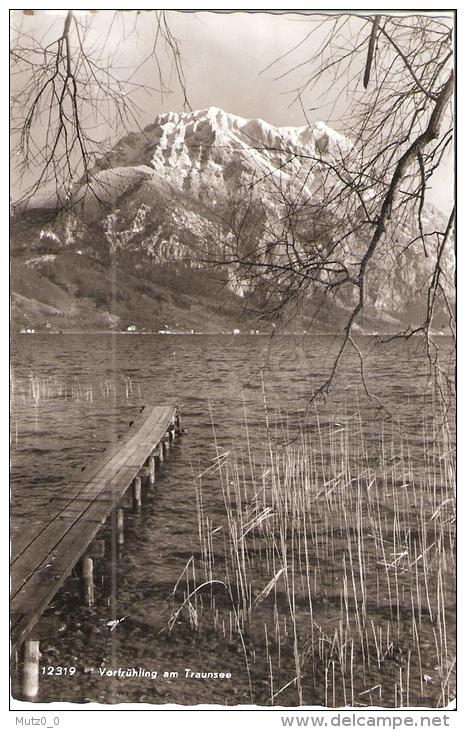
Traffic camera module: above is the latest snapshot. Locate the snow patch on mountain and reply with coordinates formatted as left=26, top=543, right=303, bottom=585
left=90, top=107, right=348, bottom=204
left=148, top=108, right=349, bottom=186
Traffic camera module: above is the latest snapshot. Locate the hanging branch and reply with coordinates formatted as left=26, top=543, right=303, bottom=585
left=363, top=15, right=380, bottom=89
left=11, top=9, right=190, bottom=209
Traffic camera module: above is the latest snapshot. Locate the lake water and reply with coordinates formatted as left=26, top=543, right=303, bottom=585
left=10, top=333, right=456, bottom=706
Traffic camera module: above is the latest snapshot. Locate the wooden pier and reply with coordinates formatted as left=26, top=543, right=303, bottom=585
left=10, top=403, right=181, bottom=700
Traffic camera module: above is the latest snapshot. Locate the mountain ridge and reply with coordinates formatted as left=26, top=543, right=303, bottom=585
left=11, top=107, right=453, bottom=334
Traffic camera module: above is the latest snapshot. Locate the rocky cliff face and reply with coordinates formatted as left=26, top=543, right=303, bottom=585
left=11, top=107, right=453, bottom=333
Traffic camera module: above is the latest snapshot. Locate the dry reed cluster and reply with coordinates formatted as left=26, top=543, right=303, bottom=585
left=170, top=401, right=455, bottom=708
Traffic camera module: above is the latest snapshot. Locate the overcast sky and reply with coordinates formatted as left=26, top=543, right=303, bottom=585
left=10, top=9, right=454, bottom=212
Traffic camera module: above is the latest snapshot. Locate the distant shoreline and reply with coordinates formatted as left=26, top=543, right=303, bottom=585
left=13, top=330, right=452, bottom=337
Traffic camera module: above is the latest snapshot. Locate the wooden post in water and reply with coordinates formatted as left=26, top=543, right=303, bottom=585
left=157, top=442, right=164, bottom=464
left=148, top=456, right=156, bottom=486
left=22, top=640, right=40, bottom=700
left=133, top=476, right=142, bottom=509
left=121, top=490, right=133, bottom=509
left=82, top=556, right=94, bottom=607
left=175, top=413, right=182, bottom=435
left=138, top=466, right=149, bottom=484
left=88, top=539, right=105, bottom=559
left=116, top=508, right=124, bottom=546
left=12, top=648, right=20, bottom=680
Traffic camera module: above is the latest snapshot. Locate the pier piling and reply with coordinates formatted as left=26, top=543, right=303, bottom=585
left=22, top=640, right=40, bottom=700
left=148, top=456, right=156, bottom=486
left=82, top=555, right=94, bottom=607
left=133, top=476, right=142, bottom=509
left=116, top=508, right=125, bottom=546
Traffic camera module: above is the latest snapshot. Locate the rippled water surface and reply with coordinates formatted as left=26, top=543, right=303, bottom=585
left=10, top=333, right=455, bottom=706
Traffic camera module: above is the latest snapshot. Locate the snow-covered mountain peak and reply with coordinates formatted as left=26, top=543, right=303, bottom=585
left=138, top=107, right=351, bottom=201
left=149, top=107, right=348, bottom=155
left=13, top=105, right=453, bottom=334
left=22, top=108, right=349, bottom=215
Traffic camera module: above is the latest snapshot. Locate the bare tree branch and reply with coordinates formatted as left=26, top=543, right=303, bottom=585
left=10, top=9, right=189, bottom=209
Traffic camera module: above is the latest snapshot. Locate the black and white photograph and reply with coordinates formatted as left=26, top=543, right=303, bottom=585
left=9, top=7, right=456, bottom=711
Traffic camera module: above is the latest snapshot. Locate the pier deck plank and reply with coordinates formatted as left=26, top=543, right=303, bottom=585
left=11, top=404, right=177, bottom=648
